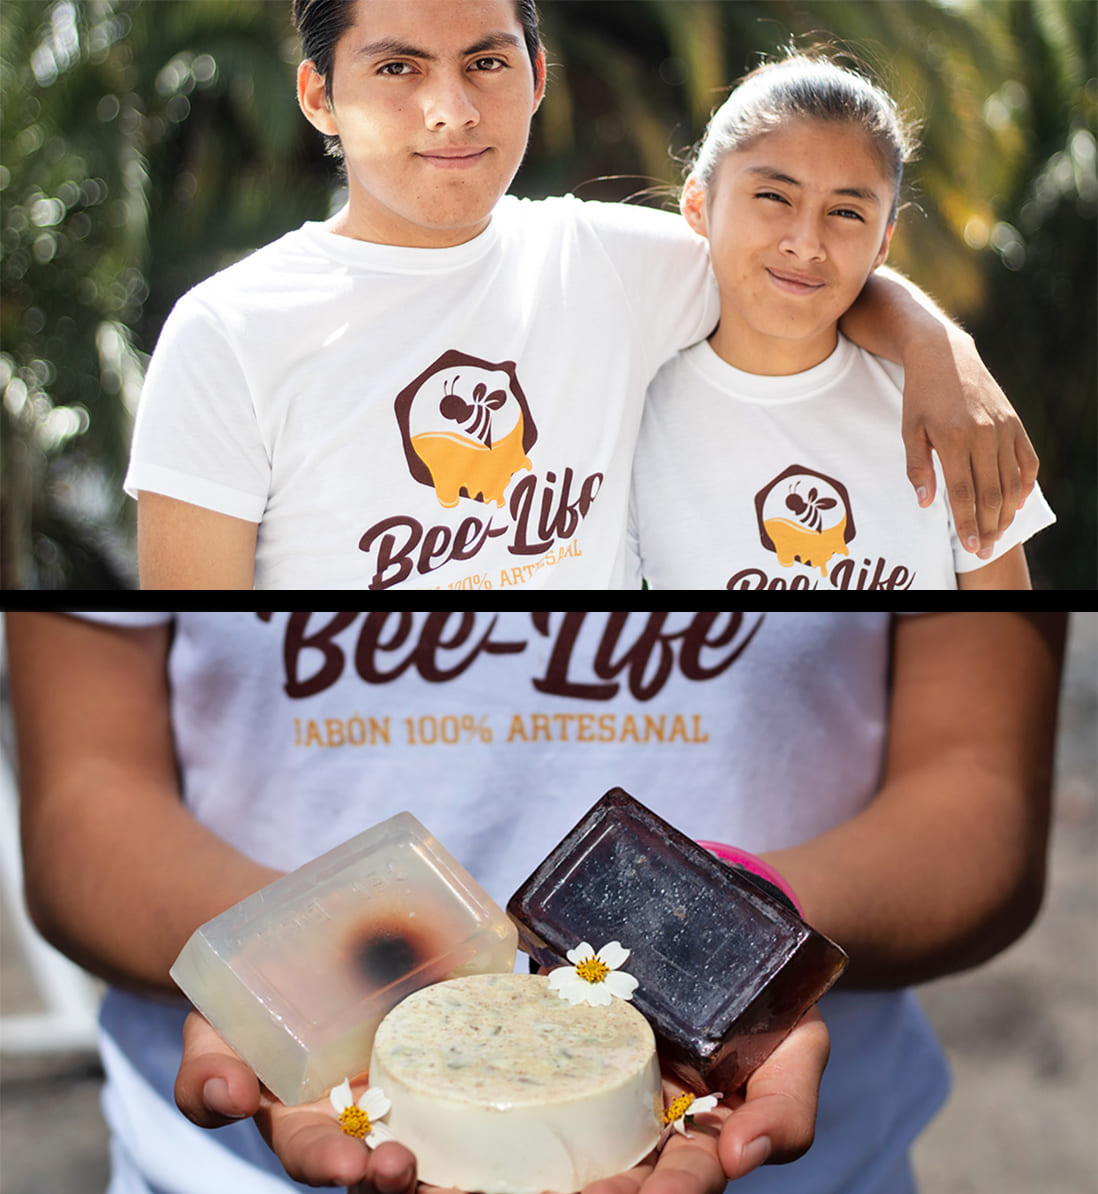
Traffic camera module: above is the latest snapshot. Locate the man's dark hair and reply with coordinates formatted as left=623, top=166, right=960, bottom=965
left=292, top=0, right=543, bottom=158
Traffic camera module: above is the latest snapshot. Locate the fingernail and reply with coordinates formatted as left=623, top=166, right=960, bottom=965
left=203, top=1078, right=246, bottom=1119
left=739, top=1136, right=772, bottom=1175
left=965, top=535, right=981, bottom=553
left=978, top=546, right=993, bottom=560
left=376, top=1162, right=416, bottom=1194
left=915, top=486, right=929, bottom=506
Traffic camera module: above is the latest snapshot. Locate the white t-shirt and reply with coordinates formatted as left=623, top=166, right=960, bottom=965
left=70, top=611, right=948, bottom=1194
left=124, top=196, right=718, bottom=590
left=629, top=336, right=1055, bottom=589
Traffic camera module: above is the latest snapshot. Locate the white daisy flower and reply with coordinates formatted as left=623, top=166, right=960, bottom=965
left=547, top=940, right=639, bottom=1006
left=329, top=1078, right=395, bottom=1148
left=662, top=1090, right=723, bottom=1137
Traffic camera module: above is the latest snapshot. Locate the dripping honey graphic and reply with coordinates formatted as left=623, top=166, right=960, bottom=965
left=762, top=512, right=850, bottom=577
left=411, top=420, right=532, bottom=508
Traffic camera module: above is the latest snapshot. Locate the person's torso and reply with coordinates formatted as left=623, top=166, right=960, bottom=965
left=137, top=197, right=715, bottom=590
left=161, top=610, right=894, bottom=882
left=632, top=337, right=961, bottom=590
left=86, top=610, right=949, bottom=1194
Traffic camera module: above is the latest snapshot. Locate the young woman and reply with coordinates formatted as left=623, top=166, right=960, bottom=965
left=629, top=52, right=1055, bottom=591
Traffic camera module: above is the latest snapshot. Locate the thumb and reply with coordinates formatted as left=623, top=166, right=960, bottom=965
left=718, top=1009, right=830, bottom=1179
left=175, top=1010, right=261, bottom=1127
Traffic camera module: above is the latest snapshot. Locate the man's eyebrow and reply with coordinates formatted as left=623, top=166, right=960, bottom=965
left=355, top=31, right=523, bottom=61
left=356, top=37, right=433, bottom=61
left=464, top=32, right=525, bottom=56
left=746, top=165, right=882, bottom=203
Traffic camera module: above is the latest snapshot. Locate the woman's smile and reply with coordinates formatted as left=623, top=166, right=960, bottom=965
left=765, top=266, right=827, bottom=296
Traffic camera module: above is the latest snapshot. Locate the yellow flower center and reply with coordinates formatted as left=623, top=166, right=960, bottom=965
left=663, top=1093, right=695, bottom=1125
left=574, top=955, right=610, bottom=984
left=338, top=1106, right=373, bottom=1139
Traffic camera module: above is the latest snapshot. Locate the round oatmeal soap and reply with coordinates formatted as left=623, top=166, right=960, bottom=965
left=368, top=972, right=662, bottom=1193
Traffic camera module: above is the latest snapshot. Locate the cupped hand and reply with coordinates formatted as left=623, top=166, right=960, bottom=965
left=176, top=1004, right=828, bottom=1194
left=175, top=1010, right=417, bottom=1194
left=582, top=1005, right=830, bottom=1194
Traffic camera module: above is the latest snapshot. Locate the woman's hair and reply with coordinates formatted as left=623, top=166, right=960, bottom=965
left=689, top=51, right=917, bottom=223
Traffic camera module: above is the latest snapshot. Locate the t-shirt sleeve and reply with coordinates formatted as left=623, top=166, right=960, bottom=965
left=65, top=612, right=175, bottom=628
left=124, top=293, right=270, bottom=522
left=575, top=198, right=719, bottom=376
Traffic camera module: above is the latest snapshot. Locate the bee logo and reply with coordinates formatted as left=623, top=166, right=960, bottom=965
left=439, top=376, right=507, bottom=448
left=784, top=484, right=838, bottom=533
left=754, top=465, right=855, bottom=577
left=395, top=349, right=537, bottom=509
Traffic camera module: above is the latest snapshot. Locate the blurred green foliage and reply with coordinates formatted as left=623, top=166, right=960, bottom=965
left=1, top=0, right=1094, bottom=589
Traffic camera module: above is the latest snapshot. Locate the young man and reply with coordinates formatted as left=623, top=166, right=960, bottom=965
left=127, top=0, right=1037, bottom=589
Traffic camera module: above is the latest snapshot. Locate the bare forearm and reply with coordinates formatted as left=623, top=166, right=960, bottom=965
left=22, top=763, right=279, bottom=994
left=765, top=612, right=1065, bottom=988
left=9, top=612, right=278, bottom=995
left=766, top=760, right=1048, bottom=987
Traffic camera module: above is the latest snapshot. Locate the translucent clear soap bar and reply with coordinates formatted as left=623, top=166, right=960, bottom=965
left=507, top=788, right=847, bottom=1094
left=170, top=812, right=518, bottom=1105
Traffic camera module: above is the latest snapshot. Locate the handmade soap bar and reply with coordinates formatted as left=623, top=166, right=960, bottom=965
left=507, top=788, right=847, bottom=1094
left=370, top=973, right=662, bottom=1194
left=171, top=812, right=518, bottom=1105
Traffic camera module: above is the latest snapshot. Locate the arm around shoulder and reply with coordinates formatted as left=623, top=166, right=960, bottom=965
left=841, top=268, right=1039, bottom=556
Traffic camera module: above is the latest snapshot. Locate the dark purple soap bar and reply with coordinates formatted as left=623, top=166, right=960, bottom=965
left=507, top=788, right=847, bottom=1094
